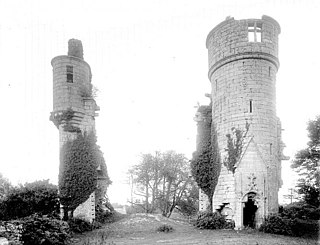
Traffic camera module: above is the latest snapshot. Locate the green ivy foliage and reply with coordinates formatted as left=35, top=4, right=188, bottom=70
left=224, top=123, right=249, bottom=173
left=49, top=108, right=80, bottom=133
left=224, top=128, right=243, bottom=173
left=191, top=105, right=221, bottom=210
left=59, top=132, right=110, bottom=219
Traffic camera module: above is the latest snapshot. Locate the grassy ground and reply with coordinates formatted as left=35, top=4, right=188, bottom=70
left=71, top=213, right=319, bottom=245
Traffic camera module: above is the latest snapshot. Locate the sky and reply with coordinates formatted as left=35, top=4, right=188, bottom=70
left=0, top=0, right=319, bottom=205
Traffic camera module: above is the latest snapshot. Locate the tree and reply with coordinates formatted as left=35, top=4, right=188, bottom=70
left=0, top=173, right=12, bottom=200
left=0, top=179, right=59, bottom=220
left=191, top=105, right=221, bottom=211
left=59, top=132, right=110, bottom=220
left=291, top=115, right=320, bottom=207
left=128, top=151, right=193, bottom=217
left=159, top=151, right=190, bottom=217
left=129, top=153, right=154, bottom=213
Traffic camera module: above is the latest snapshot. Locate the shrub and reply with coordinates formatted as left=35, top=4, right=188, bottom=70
left=67, top=218, right=92, bottom=234
left=0, top=220, right=24, bottom=245
left=194, top=211, right=233, bottom=230
left=0, top=180, right=59, bottom=221
left=259, top=214, right=295, bottom=236
left=95, top=200, right=115, bottom=224
left=259, top=214, right=319, bottom=237
left=291, top=218, right=319, bottom=237
left=280, top=203, right=320, bottom=220
left=20, top=214, right=70, bottom=245
left=157, top=224, right=174, bottom=233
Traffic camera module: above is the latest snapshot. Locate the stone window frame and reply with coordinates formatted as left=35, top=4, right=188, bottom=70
left=248, top=22, right=262, bottom=42
left=66, top=65, right=73, bottom=83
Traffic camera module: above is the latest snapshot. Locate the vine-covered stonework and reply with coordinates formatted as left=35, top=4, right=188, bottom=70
left=49, top=108, right=81, bottom=133
left=59, top=132, right=111, bottom=220
left=191, top=104, right=221, bottom=210
left=224, top=123, right=250, bottom=173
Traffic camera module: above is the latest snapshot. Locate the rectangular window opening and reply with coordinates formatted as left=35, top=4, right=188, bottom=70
left=66, top=65, right=73, bottom=83
left=269, top=66, right=271, bottom=77
left=248, top=22, right=262, bottom=43
left=248, top=31, right=255, bottom=42
left=270, top=143, right=273, bottom=155
left=256, top=32, right=262, bottom=42
left=249, top=99, right=253, bottom=113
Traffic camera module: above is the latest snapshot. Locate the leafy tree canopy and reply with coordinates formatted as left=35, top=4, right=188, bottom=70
left=291, top=115, right=320, bottom=207
left=0, top=179, right=59, bottom=220
left=129, top=151, right=196, bottom=217
left=0, top=173, right=12, bottom=200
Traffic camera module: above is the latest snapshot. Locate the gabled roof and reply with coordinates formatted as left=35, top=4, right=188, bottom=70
left=234, top=136, right=267, bottom=170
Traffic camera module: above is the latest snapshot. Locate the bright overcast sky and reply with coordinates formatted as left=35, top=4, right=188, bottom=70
left=0, top=0, right=319, bottom=204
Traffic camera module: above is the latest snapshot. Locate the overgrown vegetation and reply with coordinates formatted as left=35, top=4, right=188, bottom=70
left=0, top=173, right=12, bottom=200
left=0, top=180, right=59, bottom=221
left=21, top=214, right=70, bottom=245
left=259, top=117, right=320, bottom=237
left=190, top=105, right=221, bottom=210
left=49, top=107, right=81, bottom=133
left=128, top=151, right=198, bottom=217
left=223, top=123, right=249, bottom=173
left=67, top=218, right=92, bottom=234
left=59, top=132, right=111, bottom=221
left=194, top=211, right=234, bottom=230
left=260, top=203, right=319, bottom=237
left=291, top=115, right=320, bottom=207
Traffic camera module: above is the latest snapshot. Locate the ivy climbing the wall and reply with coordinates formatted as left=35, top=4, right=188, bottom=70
left=224, top=122, right=250, bottom=173
left=59, top=132, right=111, bottom=220
left=49, top=108, right=81, bottom=133
left=191, top=105, right=221, bottom=211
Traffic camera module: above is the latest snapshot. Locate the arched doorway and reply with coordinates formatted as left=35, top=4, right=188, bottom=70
left=243, top=192, right=257, bottom=228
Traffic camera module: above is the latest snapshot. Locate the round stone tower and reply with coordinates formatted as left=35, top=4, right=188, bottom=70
left=50, top=39, right=100, bottom=222
left=206, top=16, right=286, bottom=229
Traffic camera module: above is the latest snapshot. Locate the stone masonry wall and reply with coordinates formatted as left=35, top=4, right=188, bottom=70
left=205, top=16, right=283, bottom=227
left=52, top=55, right=92, bottom=113
left=51, top=40, right=99, bottom=223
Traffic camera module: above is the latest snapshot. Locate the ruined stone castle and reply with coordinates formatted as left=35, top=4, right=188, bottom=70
left=195, top=15, right=288, bottom=229
left=50, top=39, right=106, bottom=222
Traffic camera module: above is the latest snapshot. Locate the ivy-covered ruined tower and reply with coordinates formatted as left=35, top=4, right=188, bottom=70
left=195, top=15, right=288, bottom=229
left=50, top=39, right=103, bottom=222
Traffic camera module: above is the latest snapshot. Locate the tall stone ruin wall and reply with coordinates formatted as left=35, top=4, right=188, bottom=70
left=51, top=39, right=100, bottom=222
left=196, top=16, right=287, bottom=228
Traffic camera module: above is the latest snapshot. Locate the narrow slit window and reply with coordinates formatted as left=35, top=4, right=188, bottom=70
left=66, top=65, right=73, bottom=83
left=270, top=143, right=273, bottom=155
left=269, top=66, right=271, bottom=77
left=249, top=99, right=253, bottom=113
left=248, top=22, right=262, bottom=42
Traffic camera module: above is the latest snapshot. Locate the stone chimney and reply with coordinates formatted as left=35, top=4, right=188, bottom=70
left=68, top=39, right=84, bottom=59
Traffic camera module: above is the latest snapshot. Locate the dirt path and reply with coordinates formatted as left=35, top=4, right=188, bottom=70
left=73, top=214, right=318, bottom=245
